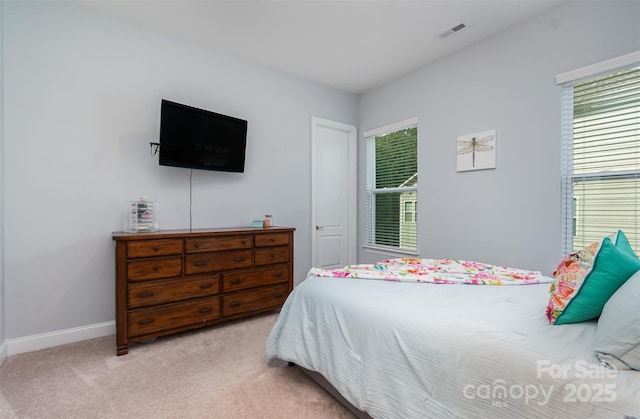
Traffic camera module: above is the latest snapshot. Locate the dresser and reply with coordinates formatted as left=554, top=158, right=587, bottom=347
left=112, top=227, right=294, bottom=355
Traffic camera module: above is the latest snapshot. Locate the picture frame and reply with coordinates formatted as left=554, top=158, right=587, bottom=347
left=456, top=129, right=496, bottom=172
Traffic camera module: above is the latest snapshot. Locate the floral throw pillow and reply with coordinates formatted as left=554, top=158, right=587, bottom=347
left=546, top=230, right=640, bottom=325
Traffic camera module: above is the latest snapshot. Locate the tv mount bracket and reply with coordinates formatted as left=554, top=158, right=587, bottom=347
left=150, top=142, right=160, bottom=156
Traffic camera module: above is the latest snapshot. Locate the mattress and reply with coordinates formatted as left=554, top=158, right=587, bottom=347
left=266, top=274, right=640, bottom=418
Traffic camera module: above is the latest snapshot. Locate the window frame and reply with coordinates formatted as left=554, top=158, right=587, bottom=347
left=557, top=51, right=640, bottom=256
left=363, top=117, right=419, bottom=256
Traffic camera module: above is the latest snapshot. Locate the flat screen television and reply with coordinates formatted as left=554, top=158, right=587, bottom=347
left=159, top=99, right=248, bottom=173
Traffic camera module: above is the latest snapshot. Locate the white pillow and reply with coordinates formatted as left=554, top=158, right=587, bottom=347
left=594, top=269, right=640, bottom=370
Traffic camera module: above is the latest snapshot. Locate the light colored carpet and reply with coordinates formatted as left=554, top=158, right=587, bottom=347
left=0, top=313, right=355, bottom=418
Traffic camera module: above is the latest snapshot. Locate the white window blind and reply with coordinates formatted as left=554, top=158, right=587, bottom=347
left=365, top=121, right=418, bottom=252
left=560, top=65, right=640, bottom=256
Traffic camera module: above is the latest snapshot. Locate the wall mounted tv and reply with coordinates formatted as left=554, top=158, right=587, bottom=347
left=159, top=99, right=248, bottom=173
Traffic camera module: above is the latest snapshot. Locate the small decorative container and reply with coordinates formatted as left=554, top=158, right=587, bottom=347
left=124, top=196, right=159, bottom=233
left=263, top=215, right=273, bottom=228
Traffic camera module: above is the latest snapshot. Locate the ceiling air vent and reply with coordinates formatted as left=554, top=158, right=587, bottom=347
left=439, top=23, right=466, bottom=39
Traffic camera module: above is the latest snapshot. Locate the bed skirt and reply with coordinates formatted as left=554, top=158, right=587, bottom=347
left=291, top=363, right=373, bottom=419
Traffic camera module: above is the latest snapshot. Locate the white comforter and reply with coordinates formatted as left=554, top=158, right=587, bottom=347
left=266, top=274, right=640, bottom=419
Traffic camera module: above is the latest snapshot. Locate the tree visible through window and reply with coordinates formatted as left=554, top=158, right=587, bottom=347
left=561, top=66, right=640, bottom=255
left=366, top=122, right=418, bottom=251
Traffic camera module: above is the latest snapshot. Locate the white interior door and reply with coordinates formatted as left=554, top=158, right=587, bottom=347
left=311, top=117, right=357, bottom=269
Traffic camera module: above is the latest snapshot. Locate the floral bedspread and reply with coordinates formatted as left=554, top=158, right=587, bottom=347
left=309, top=258, right=550, bottom=285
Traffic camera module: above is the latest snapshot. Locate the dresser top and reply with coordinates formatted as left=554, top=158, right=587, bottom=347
left=112, top=226, right=295, bottom=241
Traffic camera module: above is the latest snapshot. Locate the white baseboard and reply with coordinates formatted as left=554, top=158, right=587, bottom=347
left=5, top=321, right=115, bottom=357
left=0, top=340, right=7, bottom=366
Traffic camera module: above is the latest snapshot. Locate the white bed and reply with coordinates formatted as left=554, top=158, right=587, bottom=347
left=266, top=268, right=640, bottom=418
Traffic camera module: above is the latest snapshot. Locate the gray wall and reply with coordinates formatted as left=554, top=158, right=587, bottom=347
left=0, top=0, right=6, bottom=357
left=3, top=1, right=357, bottom=341
left=357, top=0, right=640, bottom=275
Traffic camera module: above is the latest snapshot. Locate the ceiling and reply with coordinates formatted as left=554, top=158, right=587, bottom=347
left=82, top=0, right=565, bottom=94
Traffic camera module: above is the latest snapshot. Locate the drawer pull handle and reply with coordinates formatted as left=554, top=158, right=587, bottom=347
left=229, top=278, right=244, bottom=284
left=270, top=238, right=275, bottom=242
left=194, top=243, right=200, bottom=248
left=153, top=246, right=159, bottom=251
left=199, top=307, right=213, bottom=314
left=193, top=261, right=208, bottom=267
left=234, top=257, right=247, bottom=263
left=273, top=293, right=284, bottom=298
left=138, top=318, right=154, bottom=325
left=229, top=302, right=242, bottom=307
left=199, top=282, right=214, bottom=289
left=271, top=254, right=276, bottom=258
left=241, top=240, right=247, bottom=245
left=153, top=266, right=160, bottom=271
left=273, top=272, right=284, bottom=277
left=138, top=291, right=155, bottom=298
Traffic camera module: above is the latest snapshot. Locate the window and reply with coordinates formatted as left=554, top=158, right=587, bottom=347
left=404, top=201, right=416, bottom=222
left=365, top=118, right=418, bottom=252
left=560, top=59, right=640, bottom=256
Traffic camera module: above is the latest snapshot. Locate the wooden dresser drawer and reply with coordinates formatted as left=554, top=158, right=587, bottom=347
left=127, top=239, right=183, bottom=259
left=185, top=236, right=253, bottom=253
left=185, top=250, right=253, bottom=274
left=127, top=257, right=183, bottom=281
left=255, top=246, right=290, bottom=266
left=128, top=297, right=221, bottom=337
left=223, top=266, right=289, bottom=292
left=255, top=233, right=290, bottom=247
left=128, top=275, right=221, bottom=309
left=222, top=284, right=289, bottom=317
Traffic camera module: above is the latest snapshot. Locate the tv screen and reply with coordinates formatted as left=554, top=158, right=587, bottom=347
left=159, top=99, right=248, bottom=173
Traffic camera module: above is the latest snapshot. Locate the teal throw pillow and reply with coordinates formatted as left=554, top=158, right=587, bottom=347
left=547, top=230, right=640, bottom=325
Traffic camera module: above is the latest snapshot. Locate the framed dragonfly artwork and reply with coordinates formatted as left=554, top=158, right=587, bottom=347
left=456, top=129, right=496, bottom=172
